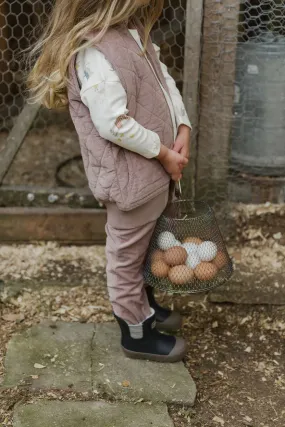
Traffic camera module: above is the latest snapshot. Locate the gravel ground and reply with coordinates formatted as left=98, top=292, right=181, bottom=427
left=1, top=239, right=285, bottom=427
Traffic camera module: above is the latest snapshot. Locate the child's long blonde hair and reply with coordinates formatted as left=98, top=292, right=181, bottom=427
left=27, top=0, right=164, bottom=110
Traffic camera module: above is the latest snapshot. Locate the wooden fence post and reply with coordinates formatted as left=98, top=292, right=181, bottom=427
left=195, top=0, right=240, bottom=203
left=0, top=103, right=41, bottom=183
left=183, top=0, right=204, bottom=199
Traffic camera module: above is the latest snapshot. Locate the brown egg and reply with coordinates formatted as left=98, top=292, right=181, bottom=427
left=168, top=265, right=194, bottom=285
left=151, top=260, right=169, bottom=278
left=195, top=262, right=218, bottom=281
left=151, top=249, right=164, bottom=263
left=183, top=237, right=203, bottom=245
left=213, top=251, right=228, bottom=269
left=164, top=246, right=188, bottom=266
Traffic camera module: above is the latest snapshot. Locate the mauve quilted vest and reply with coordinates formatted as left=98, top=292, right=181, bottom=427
left=68, top=22, right=174, bottom=211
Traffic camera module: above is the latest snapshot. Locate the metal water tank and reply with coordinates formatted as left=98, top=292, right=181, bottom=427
left=231, top=33, right=285, bottom=176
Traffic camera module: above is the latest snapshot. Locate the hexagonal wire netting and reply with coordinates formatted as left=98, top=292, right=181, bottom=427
left=144, top=200, right=233, bottom=294
left=193, top=0, right=285, bottom=207
left=0, top=0, right=188, bottom=190
left=0, top=0, right=285, bottom=204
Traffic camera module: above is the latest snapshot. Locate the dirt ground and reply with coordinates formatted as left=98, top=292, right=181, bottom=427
left=0, top=244, right=285, bottom=427
left=0, top=120, right=86, bottom=188
left=1, top=123, right=285, bottom=425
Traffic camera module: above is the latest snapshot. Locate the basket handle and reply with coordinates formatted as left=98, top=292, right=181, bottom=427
left=174, top=180, right=182, bottom=199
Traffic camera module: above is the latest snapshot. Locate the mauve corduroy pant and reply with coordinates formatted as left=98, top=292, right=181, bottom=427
left=105, top=189, right=169, bottom=324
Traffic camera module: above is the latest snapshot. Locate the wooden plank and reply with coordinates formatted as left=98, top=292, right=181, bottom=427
left=195, top=0, right=240, bottom=203
left=0, top=103, right=41, bottom=183
left=0, top=185, right=99, bottom=208
left=0, top=208, right=107, bottom=244
left=182, top=0, right=204, bottom=199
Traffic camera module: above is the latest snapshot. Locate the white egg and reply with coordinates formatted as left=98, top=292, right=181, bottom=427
left=197, top=241, right=218, bottom=262
left=157, top=231, right=177, bottom=250
left=186, top=253, right=201, bottom=270
left=174, top=240, right=182, bottom=247
left=182, top=242, right=198, bottom=254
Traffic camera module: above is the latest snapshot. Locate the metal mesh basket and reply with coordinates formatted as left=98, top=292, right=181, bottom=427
left=144, top=200, right=233, bottom=294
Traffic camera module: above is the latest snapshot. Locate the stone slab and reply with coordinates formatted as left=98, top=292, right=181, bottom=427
left=13, top=401, right=174, bottom=427
left=91, top=323, right=196, bottom=405
left=3, top=322, right=94, bottom=391
left=209, top=266, right=285, bottom=305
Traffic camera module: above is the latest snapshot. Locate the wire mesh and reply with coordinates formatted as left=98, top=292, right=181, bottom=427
left=144, top=200, right=233, bottom=294
left=191, top=0, right=285, bottom=207
left=0, top=0, right=51, bottom=130
left=0, top=0, right=79, bottom=190
left=0, top=0, right=187, bottom=193
left=152, top=0, right=187, bottom=92
left=1, top=0, right=284, bottom=205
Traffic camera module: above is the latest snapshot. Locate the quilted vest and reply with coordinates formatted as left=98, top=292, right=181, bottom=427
left=68, top=22, right=174, bottom=211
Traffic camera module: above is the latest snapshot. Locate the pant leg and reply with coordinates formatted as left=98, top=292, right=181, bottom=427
left=105, top=220, right=156, bottom=324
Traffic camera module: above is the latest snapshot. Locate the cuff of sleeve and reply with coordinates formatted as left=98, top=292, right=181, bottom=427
left=145, top=133, right=161, bottom=159
left=176, top=115, right=192, bottom=130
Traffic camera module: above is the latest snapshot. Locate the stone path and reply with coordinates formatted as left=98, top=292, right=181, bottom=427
left=3, top=321, right=196, bottom=425
left=14, top=401, right=174, bottom=427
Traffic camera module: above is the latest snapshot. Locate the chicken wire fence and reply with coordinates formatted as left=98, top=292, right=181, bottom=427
left=0, top=0, right=285, bottom=206
left=188, top=0, right=285, bottom=207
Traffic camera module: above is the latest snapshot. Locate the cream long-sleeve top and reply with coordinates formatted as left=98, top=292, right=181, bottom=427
left=76, top=29, right=191, bottom=159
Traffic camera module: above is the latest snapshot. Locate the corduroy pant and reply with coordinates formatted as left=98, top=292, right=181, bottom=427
left=105, top=189, right=169, bottom=324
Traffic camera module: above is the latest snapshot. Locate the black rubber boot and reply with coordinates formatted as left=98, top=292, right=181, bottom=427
left=146, top=286, right=183, bottom=332
left=114, top=310, right=186, bottom=363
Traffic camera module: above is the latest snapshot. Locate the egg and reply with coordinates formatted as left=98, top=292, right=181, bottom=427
left=213, top=251, right=228, bottom=269
left=194, top=262, right=218, bottom=281
left=183, top=237, right=203, bottom=245
left=168, top=265, right=194, bottom=285
left=197, top=241, right=218, bottom=262
left=151, top=260, right=169, bottom=278
left=182, top=242, right=198, bottom=254
left=164, top=246, right=188, bottom=266
left=158, top=231, right=177, bottom=250
left=174, top=240, right=182, bottom=247
left=151, top=249, right=165, bottom=263
left=186, top=253, right=201, bottom=270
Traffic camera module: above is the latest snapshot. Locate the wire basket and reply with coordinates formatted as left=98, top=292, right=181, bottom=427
left=144, top=200, right=233, bottom=294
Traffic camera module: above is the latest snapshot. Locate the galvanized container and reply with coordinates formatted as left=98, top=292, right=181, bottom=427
left=231, top=33, right=285, bottom=176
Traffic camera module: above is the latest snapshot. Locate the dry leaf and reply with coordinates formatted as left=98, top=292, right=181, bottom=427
left=47, top=392, right=57, bottom=398
left=245, top=346, right=251, bottom=353
left=213, top=415, right=225, bottom=425
left=34, top=363, right=46, bottom=369
left=122, top=380, right=130, bottom=388
left=2, top=313, right=24, bottom=322
left=240, top=316, right=251, bottom=325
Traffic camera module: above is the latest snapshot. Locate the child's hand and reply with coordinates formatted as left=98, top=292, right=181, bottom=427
left=173, top=125, right=191, bottom=161
left=157, top=145, right=188, bottom=182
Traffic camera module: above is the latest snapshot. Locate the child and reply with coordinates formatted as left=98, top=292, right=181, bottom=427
left=28, top=0, right=191, bottom=363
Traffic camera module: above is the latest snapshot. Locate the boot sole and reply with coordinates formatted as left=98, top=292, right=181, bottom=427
left=122, top=346, right=187, bottom=363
